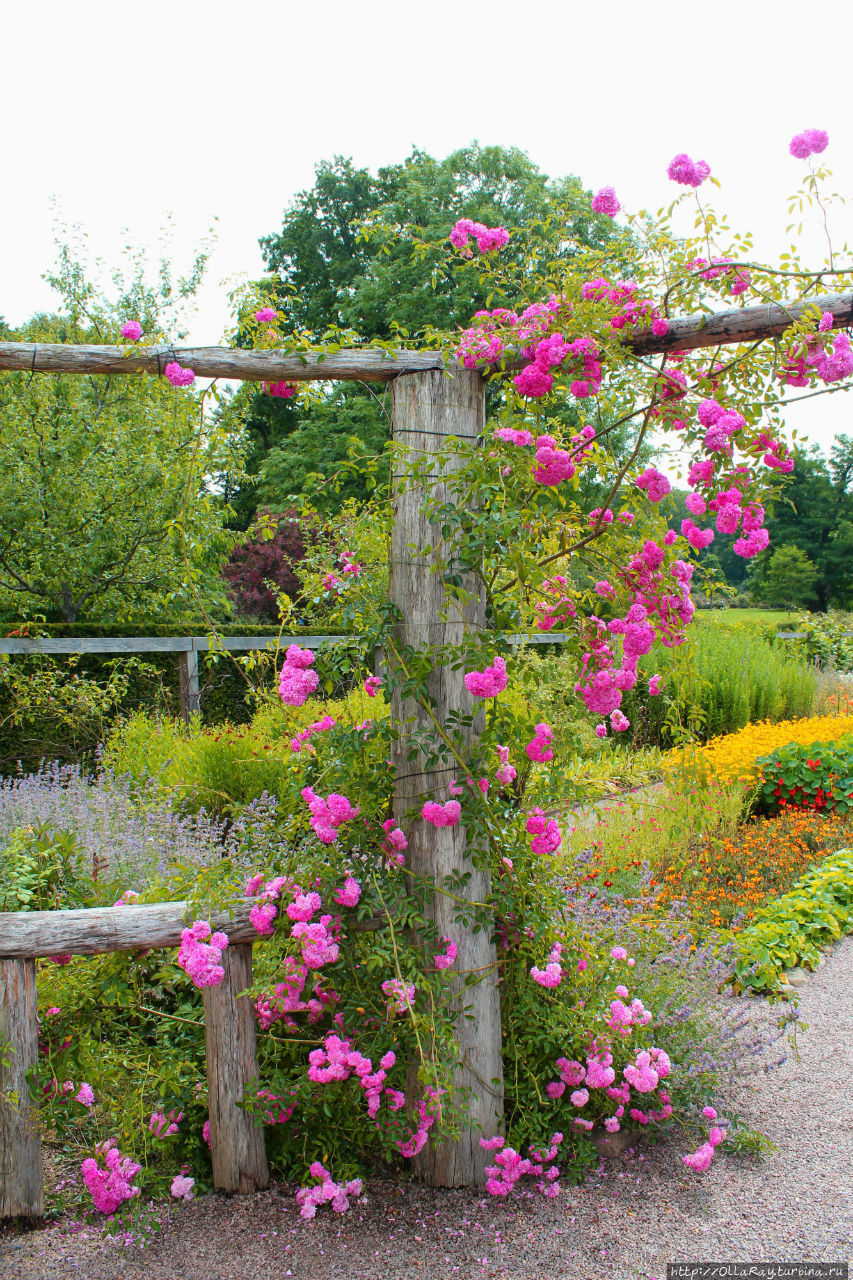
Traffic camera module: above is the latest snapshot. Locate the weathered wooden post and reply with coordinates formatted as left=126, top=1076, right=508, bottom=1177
left=178, top=645, right=201, bottom=723
left=0, top=958, right=43, bottom=1218
left=390, top=366, right=504, bottom=1187
left=203, top=941, right=269, bottom=1194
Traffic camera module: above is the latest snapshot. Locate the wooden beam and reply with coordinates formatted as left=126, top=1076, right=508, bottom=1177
left=625, top=289, right=853, bottom=356
left=0, top=342, right=445, bottom=383
left=389, top=367, right=504, bottom=1187
left=177, top=649, right=201, bottom=722
left=0, top=901, right=257, bottom=959
left=0, top=291, right=849, bottom=383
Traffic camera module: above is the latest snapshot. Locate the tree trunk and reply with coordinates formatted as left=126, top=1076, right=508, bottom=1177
left=389, top=366, right=504, bottom=1187
left=0, top=958, right=43, bottom=1219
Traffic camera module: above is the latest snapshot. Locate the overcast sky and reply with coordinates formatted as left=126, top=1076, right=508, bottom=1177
left=3, top=0, right=851, bottom=455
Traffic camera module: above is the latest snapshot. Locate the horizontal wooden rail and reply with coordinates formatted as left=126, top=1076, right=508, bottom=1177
left=0, top=292, right=849, bottom=384
left=0, top=900, right=257, bottom=959
left=0, top=633, right=349, bottom=656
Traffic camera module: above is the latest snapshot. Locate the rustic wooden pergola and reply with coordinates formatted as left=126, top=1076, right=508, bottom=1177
left=1, top=290, right=851, bottom=1215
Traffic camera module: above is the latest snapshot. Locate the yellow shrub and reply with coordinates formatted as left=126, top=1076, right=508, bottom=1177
left=667, top=713, right=853, bottom=784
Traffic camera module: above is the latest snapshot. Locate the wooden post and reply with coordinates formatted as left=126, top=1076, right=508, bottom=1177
left=0, top=958, right=43, bottom=1219
left=390, top=366, right=504, bottom=1187
left=202, top=942, right=269, bottom=1194
left=178, top=648, right=201, bottom=723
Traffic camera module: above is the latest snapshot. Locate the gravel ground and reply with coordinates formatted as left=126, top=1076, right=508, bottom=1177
left=3, top=934, right=851, bottom=1280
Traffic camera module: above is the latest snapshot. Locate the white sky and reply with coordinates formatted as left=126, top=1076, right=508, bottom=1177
left=3, top=0, right=851, bottom=456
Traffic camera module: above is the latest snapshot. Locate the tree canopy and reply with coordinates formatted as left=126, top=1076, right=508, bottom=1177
left=229, top=144, right=617, bottom=524
left=0, top=243, right=240, bottom=622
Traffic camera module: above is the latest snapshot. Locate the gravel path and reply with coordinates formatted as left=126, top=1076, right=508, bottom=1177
left=4, top=935, right=851, bottom=1280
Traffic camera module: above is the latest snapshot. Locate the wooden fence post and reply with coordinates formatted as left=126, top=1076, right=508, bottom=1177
left=203, top=942, right=269, bottom=1194
left=0, top=958, right=43, bottom=1219
left=178, top=648, right=201, bottom=723
left=390, top=366, right=504, bottom=1187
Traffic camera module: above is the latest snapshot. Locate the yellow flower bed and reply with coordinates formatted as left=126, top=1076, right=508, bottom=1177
left=667, top=713, right=853, bottom=783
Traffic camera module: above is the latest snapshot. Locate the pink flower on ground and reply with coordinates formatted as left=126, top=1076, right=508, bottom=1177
left=591, top=186, right=621, bottom=217
left=683, top=1141, right=715, bottom=1172
left=120, top=320, right=142, bottom=341
left=170, top=1174, right=195, bottom=1200
left=701, top=1106, right=718, bottom=1120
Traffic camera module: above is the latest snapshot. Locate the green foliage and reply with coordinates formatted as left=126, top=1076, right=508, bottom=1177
left=103, top=684, right=388, bottom=821
left=0, top=238, right=242, bottom=623
left=733, top=849, right=853, bottom=992
left=749, top=438, right=853, bottom=611
left=621, top=623, right=817, bottom=747
left=0, top=820, right=88, bottom=910
left=754, top=736, right=853, bottom=817
left=0, top=652, right=172, bottom=773
left=761, top=545, right=820, bottom=609
left=789, top=610, right=853, bottom=672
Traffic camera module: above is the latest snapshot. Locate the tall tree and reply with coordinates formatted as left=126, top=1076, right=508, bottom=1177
left=0, top=242, right=240, bottom=622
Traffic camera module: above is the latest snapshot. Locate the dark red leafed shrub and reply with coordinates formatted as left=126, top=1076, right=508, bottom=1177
left=222, top=510, right=318, bottom=622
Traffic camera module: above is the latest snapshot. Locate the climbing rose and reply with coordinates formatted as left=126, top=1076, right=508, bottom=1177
left=421, top=800, right=462, bottom=828
left=364, top=675, right=382, bottom=697
left=254, top=307, right=278, bottom=322
left=667, top=153, right=710, bottom=187
left=165, top=361, right=195, bottom=388
left=278, top=644, right=319, bottom=707
left=120, top=320, right=142, bottom=341
left=264, top=380, right=297, bottom=398
left=789, top=129, right=829, bottom=159
left=464, top=655, right=507, bottom=697
left=591, top=186, right=621, bottom=216
left=434, top=938, right=458, bottom=970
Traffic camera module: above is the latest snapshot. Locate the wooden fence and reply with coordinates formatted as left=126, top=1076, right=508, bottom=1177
left=0, top=901, right=266, bottom=1219
left=0, top=631, right=578, bottom=724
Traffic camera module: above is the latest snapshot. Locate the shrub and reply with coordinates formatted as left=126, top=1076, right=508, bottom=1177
left=754, top=736, right=853, bottom=816
left=222, top=509, right=321, bottom=622
left=733, top=849, right=853, bottom=992
left=788, top=610, right=853, bottom=673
